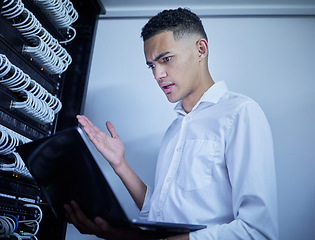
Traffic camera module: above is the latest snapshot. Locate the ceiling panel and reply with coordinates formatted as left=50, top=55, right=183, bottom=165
left=99, top=0, right=315, bottom=17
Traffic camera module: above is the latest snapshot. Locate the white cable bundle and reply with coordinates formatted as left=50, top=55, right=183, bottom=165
left=1, top=0, right=73, bottom=74
left=0, top=204, right=42, bottom=239
left=27, top=79, right=62, bottom=114
left=32, top=0, right=78, bottom=43
left=11, top=90, right=55, bottom=124
left=0, top=152, right=32, bottom=178
left=0, top=215, right=16, bottom=238
left=0, top=125, right=30, bottom=155
left=19, top=204, right=42, bottom=239
left=33, top=0, right=78, bottom=28
left=0, top=124, right=30, bottom=144
left=0, top=54, right=31, bottom=92
left=23, top=37, right=67, bottom=74
left=37, top=28, right=72, bottom=70
left=0, top=125, right=32, bottom=178
left=0, top=54, right=62, bottom=122
left=0, top=129, right=19, bottom=155
left=1, top=0, right=24, bottom=19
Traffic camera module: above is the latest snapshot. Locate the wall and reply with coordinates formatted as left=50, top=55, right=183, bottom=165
left=66, top=15, right=315, bottom=240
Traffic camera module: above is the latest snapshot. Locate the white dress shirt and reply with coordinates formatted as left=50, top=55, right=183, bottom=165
left=139, top=81, right=278, bottom=240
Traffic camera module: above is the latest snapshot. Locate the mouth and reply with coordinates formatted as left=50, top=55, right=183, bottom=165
left=161, top=83, right=175, bottom=94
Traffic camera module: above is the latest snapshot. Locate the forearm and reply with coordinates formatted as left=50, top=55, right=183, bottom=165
left=76, top=115, right=147, bottom=209
left=114, top=159, right=147, bottom=210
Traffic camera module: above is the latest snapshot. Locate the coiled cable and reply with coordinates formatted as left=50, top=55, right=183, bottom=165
left=1, top=0, right=73, bottom=74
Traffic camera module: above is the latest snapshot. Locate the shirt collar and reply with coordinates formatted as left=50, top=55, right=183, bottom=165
left=174, top=81, right=228, bottom=115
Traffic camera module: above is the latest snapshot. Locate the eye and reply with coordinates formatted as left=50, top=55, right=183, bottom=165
left=148, top=64, right=155, bottom=70
left=163, top=56, right=172, bottom=62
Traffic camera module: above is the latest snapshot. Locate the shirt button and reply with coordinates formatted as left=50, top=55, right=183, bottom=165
left=157, top=211, right=161, bottom=217
left=186, top=116, right=191, bottom=121
left=166, top=177, right=172, bottom=183
left=176, top=146, right=182, bottom=152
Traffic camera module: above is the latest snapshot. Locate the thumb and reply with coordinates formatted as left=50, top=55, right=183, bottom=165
left=106, top=121, right=119, bottom=138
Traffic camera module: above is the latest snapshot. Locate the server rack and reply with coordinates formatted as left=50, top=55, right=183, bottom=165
left=0, top=0, right=104, bottom=239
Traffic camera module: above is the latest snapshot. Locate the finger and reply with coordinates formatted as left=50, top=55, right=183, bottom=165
left=76, top=115, right=89, bottom=127
left=69, top=201, right=100, bottom=234
left=70, top=201, right=90, bottom=222
left=94, top=217, right=111, bottom=231
left=77, top=115, right=98, bottom=133
left=65, top=203, right=93, bottom=234
left=64, top=203, right=74, bottom=222
left=94, top=217, right=148, bottom=240
left=77, top=116, right=105, bottom=141
left=94, top=217, right=124, bottom=240
left=106, top=121, right=119, bottom=138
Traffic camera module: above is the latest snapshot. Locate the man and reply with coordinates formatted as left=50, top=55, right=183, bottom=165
left=65, top=8, right=278, bottom=240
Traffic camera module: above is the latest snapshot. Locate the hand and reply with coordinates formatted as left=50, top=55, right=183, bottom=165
left=168, top=234, right=189, bottom=240
left=64, top=201, right=151, bottom=240
left=76, top=115, right=146, bottom=210
left=76, top=115, right=125, bottom=172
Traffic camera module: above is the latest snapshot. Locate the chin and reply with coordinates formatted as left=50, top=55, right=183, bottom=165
left=166, top=95, right=180, bottom=103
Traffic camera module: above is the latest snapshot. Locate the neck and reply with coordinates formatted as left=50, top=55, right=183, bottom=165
left=182, top=72, right=214, bottom=113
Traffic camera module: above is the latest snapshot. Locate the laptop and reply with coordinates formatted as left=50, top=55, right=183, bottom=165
left=16, top=127, right=206, bottom=238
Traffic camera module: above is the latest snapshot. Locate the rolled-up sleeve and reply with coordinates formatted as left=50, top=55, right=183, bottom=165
left=138, top=185, right=153, bottom=220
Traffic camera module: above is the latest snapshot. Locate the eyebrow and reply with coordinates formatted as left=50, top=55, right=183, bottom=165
left=146, top=51, right=170, bottom=66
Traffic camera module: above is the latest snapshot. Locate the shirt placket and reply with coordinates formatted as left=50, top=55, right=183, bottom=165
left=156, top=114, right=191, bottom=221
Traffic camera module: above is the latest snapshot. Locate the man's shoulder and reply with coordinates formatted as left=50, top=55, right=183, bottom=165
left=222, top=90, right=255, bottom=105
left=213, top=89, right=256, bottom=109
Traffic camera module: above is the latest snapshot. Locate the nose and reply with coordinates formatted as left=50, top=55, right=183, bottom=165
left=153, top=65, right=167, bottom=82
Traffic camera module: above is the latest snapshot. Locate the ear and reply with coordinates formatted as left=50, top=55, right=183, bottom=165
left=196, top=38, right=208, bottom=61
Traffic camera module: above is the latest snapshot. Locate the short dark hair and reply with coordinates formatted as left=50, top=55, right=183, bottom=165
left=141, top=8, right=208, bottom=42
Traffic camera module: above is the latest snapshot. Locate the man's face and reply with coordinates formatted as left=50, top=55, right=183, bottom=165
left=144, top=31, right=204, bottom=106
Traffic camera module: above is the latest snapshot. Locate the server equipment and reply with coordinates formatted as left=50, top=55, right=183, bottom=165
left=0, top=0, right=104, bottom=239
